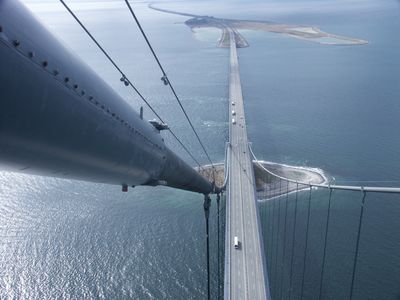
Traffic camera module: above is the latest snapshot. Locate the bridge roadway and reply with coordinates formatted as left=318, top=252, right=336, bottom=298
left=224, top=29, right=270, bottom=300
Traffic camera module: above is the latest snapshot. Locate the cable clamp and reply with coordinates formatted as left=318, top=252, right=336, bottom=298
left=161, top=75, right=169, bottom=85
left=120, top=76, right=129, bottom=86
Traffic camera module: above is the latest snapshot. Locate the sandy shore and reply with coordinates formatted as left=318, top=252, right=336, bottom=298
left=149, top=5, right=368, bottom=46
left=185, top=17, right=368, bottom=46
left=253, top=161, right=329, bottom=200
left=232, top=21, right=368, bottom=45
left=198, top=160, right=328, bottom=199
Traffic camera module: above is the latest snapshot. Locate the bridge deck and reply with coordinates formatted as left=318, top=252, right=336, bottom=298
left=224, top=30, right=270, bottom=300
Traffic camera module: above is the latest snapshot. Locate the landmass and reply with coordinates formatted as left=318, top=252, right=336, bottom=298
left=199, top=161, right=328, bottom=199
left=149, top=4, right=368, bottom=47
left=253, top=161, right=328, bottom=200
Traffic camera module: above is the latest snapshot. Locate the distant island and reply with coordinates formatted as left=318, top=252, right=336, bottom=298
left=149, top=4, right=368, bottom=47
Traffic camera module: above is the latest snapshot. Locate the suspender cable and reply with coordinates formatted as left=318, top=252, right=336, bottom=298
left=167, top=131, right=203, bottom=169
left=280, top=180, right=290, bottom=300
left=123, top=0, right=215, bottom=170
left=217, top=193, right=221, bottom=300
left=274, top=179, right=282, bottom=297
left=349, top=191, right=367, bottom=300
left=265, top=200, right=268, bottom=264
left=124, top=0, right=166, bottom=77
left=267, top=200, right=272, bottom=268
left=271, top=197, right=276, bottom=288
left=300, top=186, right=312, bottom=300
left=265, top=200, right=269, bottom=262
left=59, top=0, right=203, bottom=170
left=288, top=183, right=299, bottom=300
left=203, top=195, right=211, bottom=300
left=318, top=188, right=333, bottom=300
left=59, top=0, right=160, bottom=121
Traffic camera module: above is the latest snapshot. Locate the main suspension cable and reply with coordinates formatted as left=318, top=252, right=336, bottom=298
left=59, top=0, right=202, bottom=169
left=123, top=0, right=215, bottom=169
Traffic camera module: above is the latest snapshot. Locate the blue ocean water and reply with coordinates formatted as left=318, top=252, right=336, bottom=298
left=240, top=5, right=400, bottom=184
left=236, top=2, right=400, bottom=299
left=1, top=0, right=399, bottom=299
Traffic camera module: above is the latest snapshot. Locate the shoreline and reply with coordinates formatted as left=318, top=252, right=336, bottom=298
left=149, top=4, right=368, bottom=47
left=198, top=160, right=330, bottom=199
left=253, top=160, right=329, bottom=201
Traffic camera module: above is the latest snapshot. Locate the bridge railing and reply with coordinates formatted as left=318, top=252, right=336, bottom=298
left=249, top=144, right=400, bottom=300
left=222, top=142, right=230, bottom=190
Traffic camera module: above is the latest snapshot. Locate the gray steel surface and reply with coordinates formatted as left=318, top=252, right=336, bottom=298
left=0, top=0, right=211, bottom=194
left=224, top=30, right=270, bottom=300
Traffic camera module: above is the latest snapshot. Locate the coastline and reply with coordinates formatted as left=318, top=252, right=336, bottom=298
left=253, top=161, right=329, bottom=200
left=198, top=160, right=329, bottom=199
left=149, top=4, right=368, bottom=47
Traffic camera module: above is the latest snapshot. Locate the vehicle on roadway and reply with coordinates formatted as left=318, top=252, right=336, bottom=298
left=232, top=110, right=236, bottom=116
left=232, top=118, right=236, bottom=125
left=234, top=236, right=240, bottom=249
left=231, top=101, right=235, bottom=105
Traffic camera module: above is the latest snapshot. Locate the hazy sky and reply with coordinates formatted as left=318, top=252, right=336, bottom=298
left=21, top=0, right=398, bottom=15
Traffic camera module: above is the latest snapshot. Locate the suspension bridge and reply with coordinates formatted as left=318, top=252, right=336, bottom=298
left=224, top=29, right=268, bottom=299
left=1, top=1, right=400, bottom=300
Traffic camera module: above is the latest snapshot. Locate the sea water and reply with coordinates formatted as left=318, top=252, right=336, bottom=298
left=1, top=0, right=399, bottom=299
